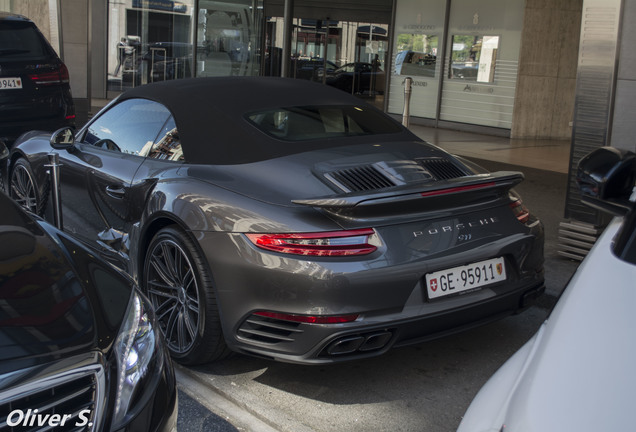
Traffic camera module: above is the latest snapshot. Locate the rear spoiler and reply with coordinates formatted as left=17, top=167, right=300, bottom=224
left=292, top=171, right=523, bottom=213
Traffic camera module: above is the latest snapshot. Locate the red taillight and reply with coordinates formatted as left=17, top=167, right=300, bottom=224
left=509, top=196, right=530, bottom=224
left=254, top=311, right=359, bottom=324
left=420, top=182, right=496, bottom=197
left=28, top=63, right=70, bottom=86
left=245, top=228, right=378, bottom=256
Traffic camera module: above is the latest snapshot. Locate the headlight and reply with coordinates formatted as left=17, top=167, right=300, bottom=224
left=111, top=290, right=163, bottom=429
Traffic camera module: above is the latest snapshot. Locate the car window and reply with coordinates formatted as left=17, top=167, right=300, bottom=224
left=83, top=99, right=171, bottom=156
left=247, top=105, right=402, bottom=141
left=145, top=116, right=184, bottom=162
left=0, top=21, right=50, bottom=59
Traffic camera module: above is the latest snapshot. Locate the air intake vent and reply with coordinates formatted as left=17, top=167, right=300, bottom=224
left=417, top=157, right=469, bottom=180
left=238, top=313, right=304, bottom=344
left=325, top=165, right=396, bottom=192
left=1, top=371, right=100, bottom=432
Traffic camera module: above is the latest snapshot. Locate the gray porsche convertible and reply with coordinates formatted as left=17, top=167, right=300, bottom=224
left=3, top=77, right=544, bottom=365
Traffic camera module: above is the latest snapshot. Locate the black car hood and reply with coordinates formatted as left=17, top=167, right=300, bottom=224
left=0, top=194, right=132, bottom=374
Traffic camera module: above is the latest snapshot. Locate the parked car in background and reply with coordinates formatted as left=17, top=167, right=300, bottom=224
left=4, top=77, right=544, bottom=366
left=293, top=57, right=337, bottom=81
left=457, top=147, right=636, bottom=432
left=0, top=141, right=177, bottom=431
left=323, top=62, right=386, bottom=95
left=0, top=13, right=75, bottom=146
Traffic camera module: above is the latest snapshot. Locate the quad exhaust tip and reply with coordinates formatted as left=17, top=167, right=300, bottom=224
left=325, top=331, right=393, bottom=356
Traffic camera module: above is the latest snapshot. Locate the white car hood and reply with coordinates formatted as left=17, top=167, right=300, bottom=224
left=458, top=215, right=636, bottom=432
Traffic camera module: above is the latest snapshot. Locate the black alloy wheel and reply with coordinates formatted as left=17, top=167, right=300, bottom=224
left=144, top=225, right=229, bottom=365
left=10, top=158, right=47, bottom=216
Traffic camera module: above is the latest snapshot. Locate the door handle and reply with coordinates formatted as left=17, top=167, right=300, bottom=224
left=105, top=185, right=125, bottom=199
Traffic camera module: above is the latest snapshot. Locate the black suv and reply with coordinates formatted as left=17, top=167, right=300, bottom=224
left=0, top=13, right=75, bottom=146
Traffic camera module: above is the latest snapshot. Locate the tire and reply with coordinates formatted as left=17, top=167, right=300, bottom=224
left=143, top=225, right=230, bottom=365
left=10, top=158, right=48, bottom=216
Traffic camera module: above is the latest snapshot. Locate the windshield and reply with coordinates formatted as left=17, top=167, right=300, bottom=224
left=247, top=105, right=402, bottom=142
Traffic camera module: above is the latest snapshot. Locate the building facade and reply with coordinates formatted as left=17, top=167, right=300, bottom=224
left=2, top=0, right=636, bottom=224
left=1, top=0, right=588, bottom=140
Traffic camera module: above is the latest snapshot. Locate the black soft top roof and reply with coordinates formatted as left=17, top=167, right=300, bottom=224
left=119, top=76, right=415, bottom=164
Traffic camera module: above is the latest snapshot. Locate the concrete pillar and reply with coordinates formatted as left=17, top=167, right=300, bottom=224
left=511, top=0, right=582, bottom=139
left=281, top=0, right=293, bottom=77
left=59, top=0, right=90, bottom=127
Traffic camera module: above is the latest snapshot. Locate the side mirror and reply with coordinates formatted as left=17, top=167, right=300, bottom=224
left=576, top=147, right=636, bottom=216
left=50, top=127, right=76, bottom=150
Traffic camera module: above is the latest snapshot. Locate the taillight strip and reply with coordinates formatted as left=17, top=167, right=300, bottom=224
left=510, top=199, right=530, bottom=223
left=245, top=228, right=378, bottom=257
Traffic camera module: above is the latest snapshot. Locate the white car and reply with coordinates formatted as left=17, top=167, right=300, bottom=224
left=457, top=147, right=636, bottom=432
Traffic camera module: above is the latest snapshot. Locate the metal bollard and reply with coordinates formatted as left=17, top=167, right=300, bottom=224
left=45, top=153, right=63, bottom=230
left=402, top=77, right=413, bottom=128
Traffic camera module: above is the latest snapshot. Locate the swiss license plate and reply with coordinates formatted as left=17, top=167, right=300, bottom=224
left=0, top=77, right=23, bottom=89
left=425, top=257, right=506, bottom=300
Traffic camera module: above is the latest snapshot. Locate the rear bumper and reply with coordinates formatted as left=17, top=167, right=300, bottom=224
left=234, top=281, right=544, bottom=364
left=198, top=216, right=545, bottom=364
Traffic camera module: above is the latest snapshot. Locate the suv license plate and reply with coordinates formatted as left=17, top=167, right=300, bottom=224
left=0, top=78, right=23, bottom=89
left=425, top=257, right=506, bottom=300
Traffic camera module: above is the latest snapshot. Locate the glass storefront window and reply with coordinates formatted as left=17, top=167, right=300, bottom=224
left=395, top=34, right=438, bottom=77
left=388, top=0, right=446, bottom=119
left=449, top=35, right=499, bottom=83
left=107, top=0, right=195, bottom=91
left=107, top=0, right=261, bottom=93
left=264, top=18, right=388, bottom=109
left=390, top=0, right=523, bottom=129
left=196, top=0, right=263, bottom=77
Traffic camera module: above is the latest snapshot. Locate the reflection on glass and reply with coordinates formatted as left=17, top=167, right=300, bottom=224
left=395, top=34, right=438, bottom=77
left=148, top=127, right=184, bottom=162
left=196, top=0, right=263, bottom=77
left=449, top=35, right=499, bottom=83
left=146, top=116, right=184, bottom=162
left=107, top=1, right=195, bottom=91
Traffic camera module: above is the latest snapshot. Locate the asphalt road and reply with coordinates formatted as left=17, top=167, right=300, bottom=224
left=176, top=304, right=551, bottom=432
left=175, top=159, right=581, bottom=431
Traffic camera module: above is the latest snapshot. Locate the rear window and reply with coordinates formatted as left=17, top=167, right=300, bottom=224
left=0, top=21, right=50, bottom=59
left=247, top=105, right=402, bottom=141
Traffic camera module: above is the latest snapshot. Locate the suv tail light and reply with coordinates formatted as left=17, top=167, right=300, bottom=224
left=28, top=63, right=70, bottom=86
left=245, top=228, right=379, bottom=257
